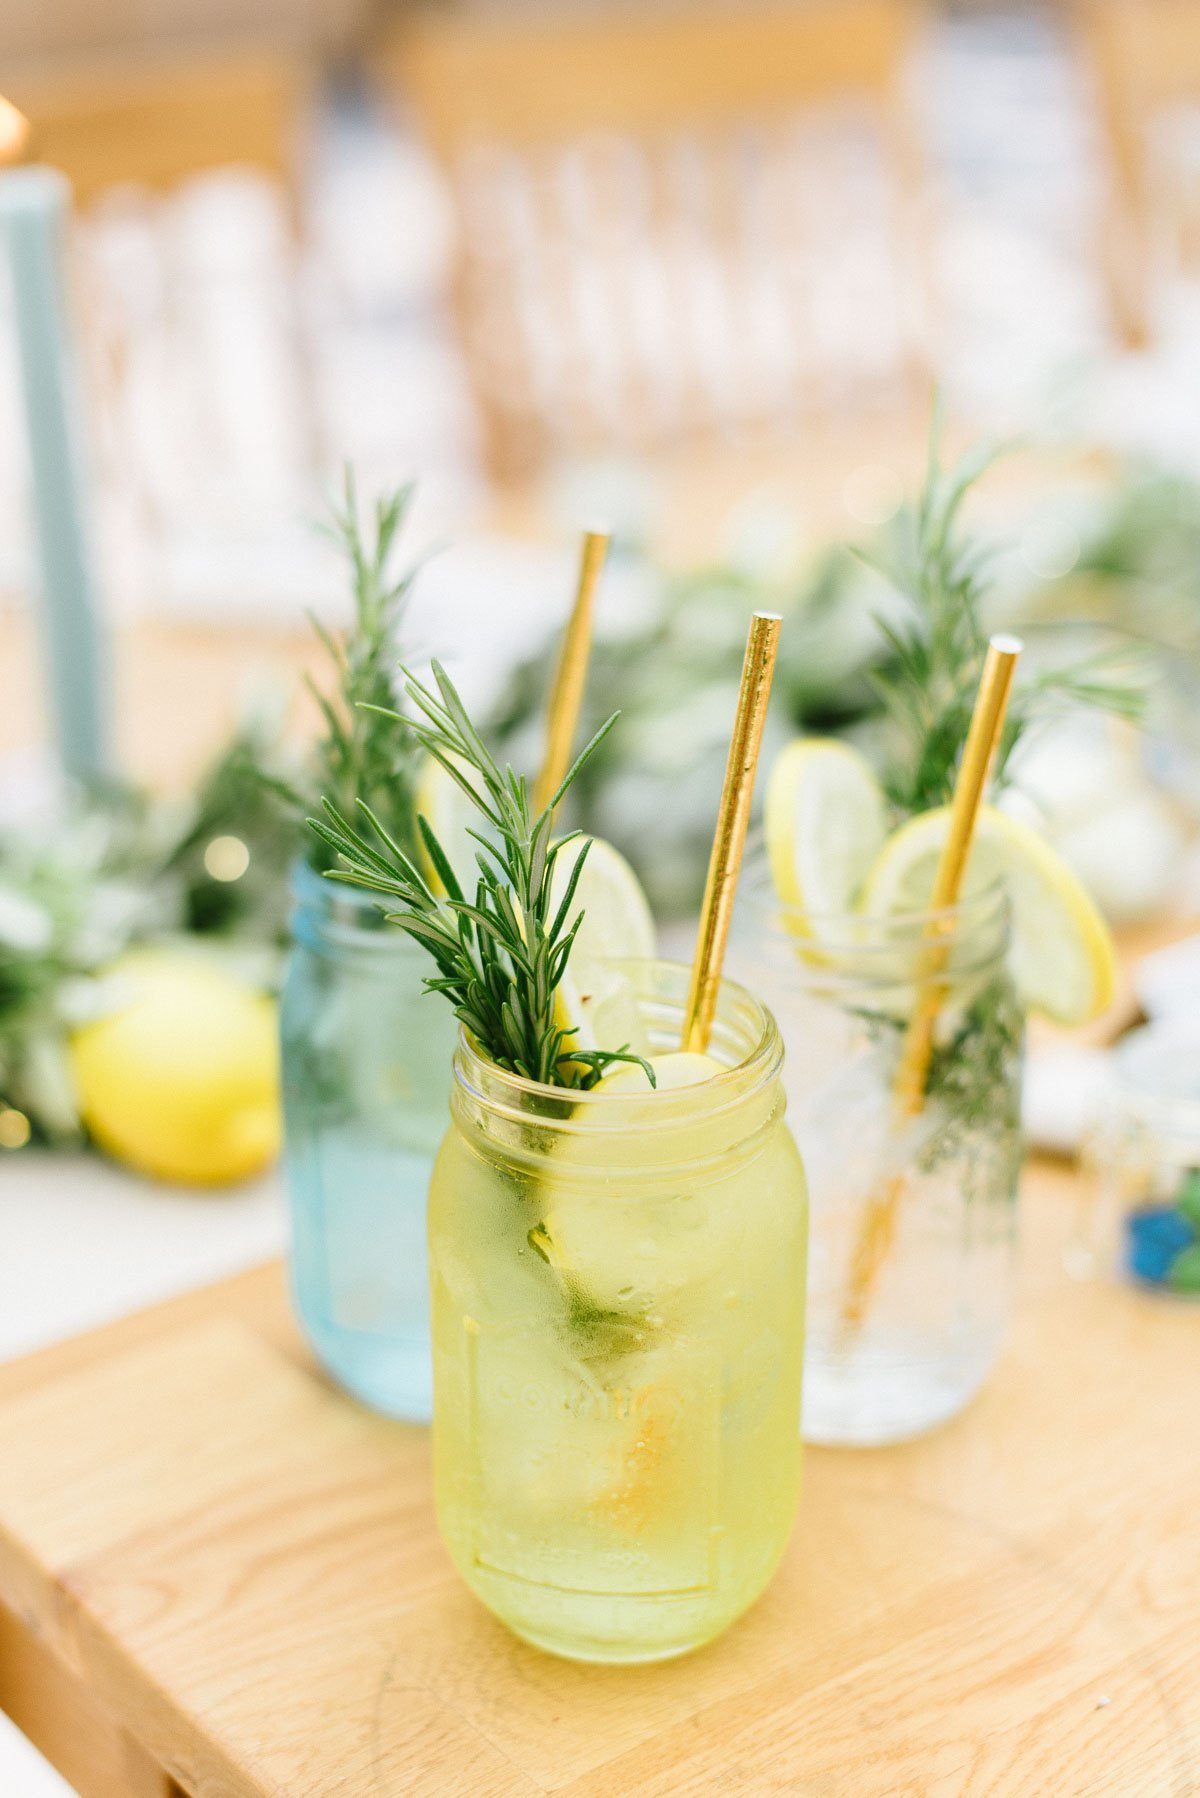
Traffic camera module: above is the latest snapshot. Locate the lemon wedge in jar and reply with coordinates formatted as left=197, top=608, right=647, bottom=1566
left=549, top=836, right=656, bottom=1060
left=859, top=803, right=1116, bottom=1024
left=538, top=1049, right=733, bottom=1317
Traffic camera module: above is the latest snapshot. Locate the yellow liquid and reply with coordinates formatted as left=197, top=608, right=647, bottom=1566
left=429, top=1069, right=807, bottom=1662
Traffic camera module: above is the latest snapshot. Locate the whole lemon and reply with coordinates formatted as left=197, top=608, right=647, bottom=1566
left=69, top=950, right=281, bottom=1186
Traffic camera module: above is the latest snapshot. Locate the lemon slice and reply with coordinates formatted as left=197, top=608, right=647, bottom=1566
left=765, top=739, right=888, bottom=927
left=593, top=1051, right=723, bottom=1095
left=549, top=836, right=656, bottom=1058
left=413, top=752, right=481, bottom=896
left=860, top=804, right=1116, bottom=1024
left=540, top=1050, right=736, bottom=1313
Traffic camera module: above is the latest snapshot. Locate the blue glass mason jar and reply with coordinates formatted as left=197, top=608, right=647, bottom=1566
left=280, top=859, right=456, bottom=1418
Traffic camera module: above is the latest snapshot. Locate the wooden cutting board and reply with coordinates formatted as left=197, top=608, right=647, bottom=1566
left=0, top=1160, right=1197, bottom=1797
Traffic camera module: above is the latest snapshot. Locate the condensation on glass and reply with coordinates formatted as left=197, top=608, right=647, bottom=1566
left=733, top=870, right=1024, bottom=1447
left=428, top=962, right=808, bottom=1663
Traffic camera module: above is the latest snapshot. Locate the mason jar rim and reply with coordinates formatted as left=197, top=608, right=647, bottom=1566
left=734, top=854, right=1012, bottom=1000
left=738, top=851, right=1010, bottom=945
left=289, top=855, right=427, bottom=957
left=452, top=957, right=782, bottom=1130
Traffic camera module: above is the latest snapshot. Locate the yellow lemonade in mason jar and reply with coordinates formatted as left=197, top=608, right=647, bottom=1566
left=428, top=961, right=807, bottom=1664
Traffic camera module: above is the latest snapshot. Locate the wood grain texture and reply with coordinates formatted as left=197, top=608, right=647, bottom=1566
left=0, top=1162, right=1196, bottom=1795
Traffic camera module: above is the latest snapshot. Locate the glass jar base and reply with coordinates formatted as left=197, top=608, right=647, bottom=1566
left=802, top=1351, right=996, bottom=1447
left=299, top=1320, right=432, bottom=1423
left=503, top=1622, right=718, bottom=1665
left=456, top=1546, right=788, bottom=1666
left=470, top=1588, right=766, bottom=1666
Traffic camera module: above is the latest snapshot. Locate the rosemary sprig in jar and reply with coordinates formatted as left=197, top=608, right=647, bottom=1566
left=864, top=415, right=1144, bottom=818
left=311, top=661, right=654, bottom=1091
left=253, top=471, right=426, bottom=871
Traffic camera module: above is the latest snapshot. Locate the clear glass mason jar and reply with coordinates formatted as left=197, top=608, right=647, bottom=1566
left=732, top=870, right=1024, bottom=1447
left=428, top=961, right=807, bottom=1664
left=1075, top=1024, right=1200, bottom=1296
left=280, top=860, right=457, bottom=1419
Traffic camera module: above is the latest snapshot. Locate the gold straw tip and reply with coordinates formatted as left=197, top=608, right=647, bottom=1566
left=989, top=632, right=1024, bottom=658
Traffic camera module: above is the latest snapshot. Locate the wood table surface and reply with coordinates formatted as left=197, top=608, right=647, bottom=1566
left=0, top=1158, right=1196, bottom=1797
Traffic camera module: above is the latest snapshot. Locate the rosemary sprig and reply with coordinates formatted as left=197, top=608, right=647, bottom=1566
left=918, top=977, right=1024, bottom=1174
left=310, top=660, right=654, bottom=1091
left=278, top=471, right=424, bottom=871
left=866, top=412, right=1145, bottom=816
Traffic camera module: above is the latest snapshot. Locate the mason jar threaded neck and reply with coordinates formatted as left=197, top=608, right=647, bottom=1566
left=450, top=958, right=785, bottom=1178
left=289, top=855, right=427, bottom=960
left=736, top=853, right=1011, bottom=1005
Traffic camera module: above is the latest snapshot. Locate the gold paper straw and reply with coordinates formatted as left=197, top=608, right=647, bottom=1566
left=533, top=528, right=610, bottom=814
left=890, top=633, right=1021, bottom=1114
left=682, top=611, right=781, bottom=1054
left=838, top=633, right=1022, bottom=1340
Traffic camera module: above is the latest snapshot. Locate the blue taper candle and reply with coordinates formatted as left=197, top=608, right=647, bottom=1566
left=1, top=165, right=108, bottom=781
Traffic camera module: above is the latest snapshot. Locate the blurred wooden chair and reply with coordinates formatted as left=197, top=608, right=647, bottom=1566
left=0, top=51, right=321, bottom=621
left=387, top=1, right=928, bottom=480
left=1078, top=0, right=1200, bottom=348
left=6, top=50, right=310, bottom=206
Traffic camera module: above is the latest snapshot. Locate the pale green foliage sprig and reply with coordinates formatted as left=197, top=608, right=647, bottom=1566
left=0, top=719, right=296, bottom=1143
left=310, top=661, right=654, bottom=1091
left=866, top=415, right=1145, bottom=816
